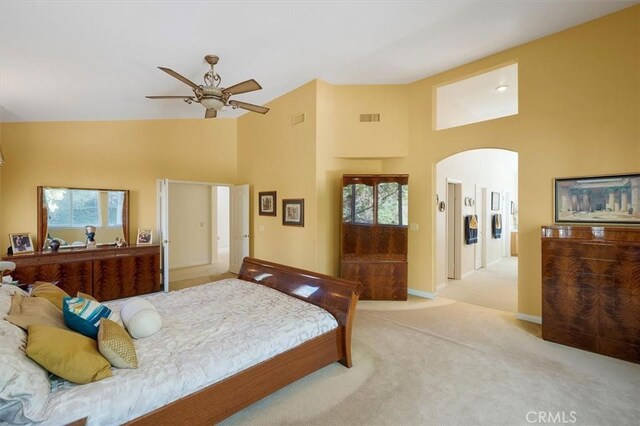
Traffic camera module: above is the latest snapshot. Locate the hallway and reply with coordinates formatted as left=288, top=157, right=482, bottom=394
left=438, top=257, right=517, bottom=312
left=169, top=247, right=234, bottom=291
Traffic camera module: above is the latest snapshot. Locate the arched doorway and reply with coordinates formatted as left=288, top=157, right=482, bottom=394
left=434, top=148, right=518, bottom=312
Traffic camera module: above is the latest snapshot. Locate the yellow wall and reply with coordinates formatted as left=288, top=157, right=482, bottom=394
left=384, top=5, right=640, bottom=315
left=316, top=80, right=386, bottom=274
left=237, top=81, right=319, bottom=271
left=0, top=119, right=237, bottom=248
left=332, top=85, right=410, bottom=158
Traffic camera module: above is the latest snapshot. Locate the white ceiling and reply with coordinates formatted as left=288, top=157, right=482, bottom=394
left=0, top=0, right=636, bottom=122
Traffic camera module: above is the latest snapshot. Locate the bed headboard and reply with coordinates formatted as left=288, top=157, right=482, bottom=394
left=238, top=257, right=361, bottom=328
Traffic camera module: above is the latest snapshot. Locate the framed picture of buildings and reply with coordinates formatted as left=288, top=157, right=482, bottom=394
left=554, top=173, right=640, bottom=225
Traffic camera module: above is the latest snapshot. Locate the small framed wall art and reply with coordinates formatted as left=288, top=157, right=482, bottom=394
left=9, top=233, right=35, bottom=254
left=282, top=199, right=304, bottom=227
left=491, top=192, right=500, bottom=211
left=259, top=191, right=277, bottom=216
left=136, top=229, right=153, bottom=245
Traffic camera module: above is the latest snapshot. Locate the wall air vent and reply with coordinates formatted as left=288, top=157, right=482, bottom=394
left=292, top=112, right=306, bottom=126
left=359, top=113, right=380, bottom=123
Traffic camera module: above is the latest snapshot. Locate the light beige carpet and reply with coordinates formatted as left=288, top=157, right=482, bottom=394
left=169, top=249, right=233, bottom=291
left=439, top=257, right=518, bottom=312
left=222, top=298, right=639, bottom=426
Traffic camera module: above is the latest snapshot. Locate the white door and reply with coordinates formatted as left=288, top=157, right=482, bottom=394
left=159, top=179, right=170, bottom=292
left=229, top=184, right=250, bottom=274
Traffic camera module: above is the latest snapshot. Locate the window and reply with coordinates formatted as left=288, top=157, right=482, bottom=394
left=342, top=176, right=408, bottom=227
left=343, top=183, right=374, bottom=224
left=377, top=182, right=409, bottom=226
left=435, top=63, right=518, bottom=130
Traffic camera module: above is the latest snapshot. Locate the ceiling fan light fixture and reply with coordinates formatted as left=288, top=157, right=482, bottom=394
left=147, top=54, right=268, bottom=117
left=200, top=97, right=225, bottom=110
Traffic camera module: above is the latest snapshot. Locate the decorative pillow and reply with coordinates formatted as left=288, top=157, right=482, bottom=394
left=26, top=324, right=112, bottom=384
left=0, top=320, right=51, bottom=423
left=0, top=284, right=29, bottom=316
left=31, top=282, right=70, bottom=311
left=5, top=293, right=69, bottom=331
left=120, top=297, right=162, bottom=339
left=98, top=319, right=138, bottom=369
left=62, top=297, right=119, bottom=339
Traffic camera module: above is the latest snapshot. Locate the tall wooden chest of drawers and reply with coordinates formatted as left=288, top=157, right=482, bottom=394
left=541, top=226, right=639, bottom=363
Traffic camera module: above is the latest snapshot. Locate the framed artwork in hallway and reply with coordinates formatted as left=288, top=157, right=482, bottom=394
left=554, top=173, right=640, bottom=225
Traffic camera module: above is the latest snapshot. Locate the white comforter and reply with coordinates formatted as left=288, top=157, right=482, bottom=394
left=42, top=278, right=338, bottom=425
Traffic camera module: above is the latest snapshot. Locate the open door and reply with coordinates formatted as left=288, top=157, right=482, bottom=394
left=229, top=184, right=250, bottom=274
left=158, top=179, right=170, bottom=292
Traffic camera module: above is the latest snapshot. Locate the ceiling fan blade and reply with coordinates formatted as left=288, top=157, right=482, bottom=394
left=223, top=79, right=262, bottom=96
left=146, top=95, right=196, bottom=100
left=205, top=109, right=217, bottom=119
left=158, top=67, right=200, bottom=90
left=229, top=100, right=270, bottom=114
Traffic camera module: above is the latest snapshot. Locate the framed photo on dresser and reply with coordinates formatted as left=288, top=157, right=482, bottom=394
left=136, top=229, right=153, bottom=245
left=9, top=233, right=34, bottom=254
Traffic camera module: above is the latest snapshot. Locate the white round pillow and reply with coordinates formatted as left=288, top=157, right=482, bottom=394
left=120, top=297, right=162, bottom=339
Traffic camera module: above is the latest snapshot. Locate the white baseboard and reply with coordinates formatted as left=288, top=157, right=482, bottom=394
left=516, top=313, right=542, bottom=324
left=169, top=260, right=210, bottom=270
left=408, top=288, right=438, bottom=299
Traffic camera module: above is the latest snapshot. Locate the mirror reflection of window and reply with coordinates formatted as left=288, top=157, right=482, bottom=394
left=45, top=189, right=125, bottom=228
left=46, top=189, right=100, bottom=227
left=108, top=191, right=124, bottom=226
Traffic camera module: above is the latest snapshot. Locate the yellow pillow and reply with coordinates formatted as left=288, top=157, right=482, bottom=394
left=31, top=282, right=70, bottom=310
left=26, top=324, right=112, bottom=384
left=98, top=319, right=138, bottom=369
left=5, top=293, right=69, bottom=331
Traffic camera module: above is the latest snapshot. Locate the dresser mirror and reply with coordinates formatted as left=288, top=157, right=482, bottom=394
left=37, top=186, right=129, bottom=250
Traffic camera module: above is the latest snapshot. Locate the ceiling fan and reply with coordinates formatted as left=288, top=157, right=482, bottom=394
left=146, top=54, right=269, bottom=118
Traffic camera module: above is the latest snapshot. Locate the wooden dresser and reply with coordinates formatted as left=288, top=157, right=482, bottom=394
left=340, top=174, right=408, bottom=300
left=3, top=245, right=161, bottom=302
left=541, top=225, right=639, bottom=363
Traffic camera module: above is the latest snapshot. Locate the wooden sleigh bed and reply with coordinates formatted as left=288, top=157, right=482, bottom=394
left=105, top=257, right=361, bottom=425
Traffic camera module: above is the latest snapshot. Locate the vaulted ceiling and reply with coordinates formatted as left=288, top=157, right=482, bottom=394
left=1, top=1, right=636, bottom=122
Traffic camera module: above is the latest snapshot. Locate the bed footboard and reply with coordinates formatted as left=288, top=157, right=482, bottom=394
left=238, top=257, right=361, bottom=367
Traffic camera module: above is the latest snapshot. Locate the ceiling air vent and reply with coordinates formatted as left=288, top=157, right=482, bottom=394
left=359, top=113, right=380, bottom=123
left=292, top=112, right=306, bottom=126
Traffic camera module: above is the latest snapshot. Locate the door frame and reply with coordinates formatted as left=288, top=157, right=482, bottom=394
left=157, top=179, right=234, bottom=292
left=446, top=178, right=462, bottom=280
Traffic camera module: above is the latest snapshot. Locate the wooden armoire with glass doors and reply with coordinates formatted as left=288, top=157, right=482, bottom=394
left=340, top=174, right=408, bottom=300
